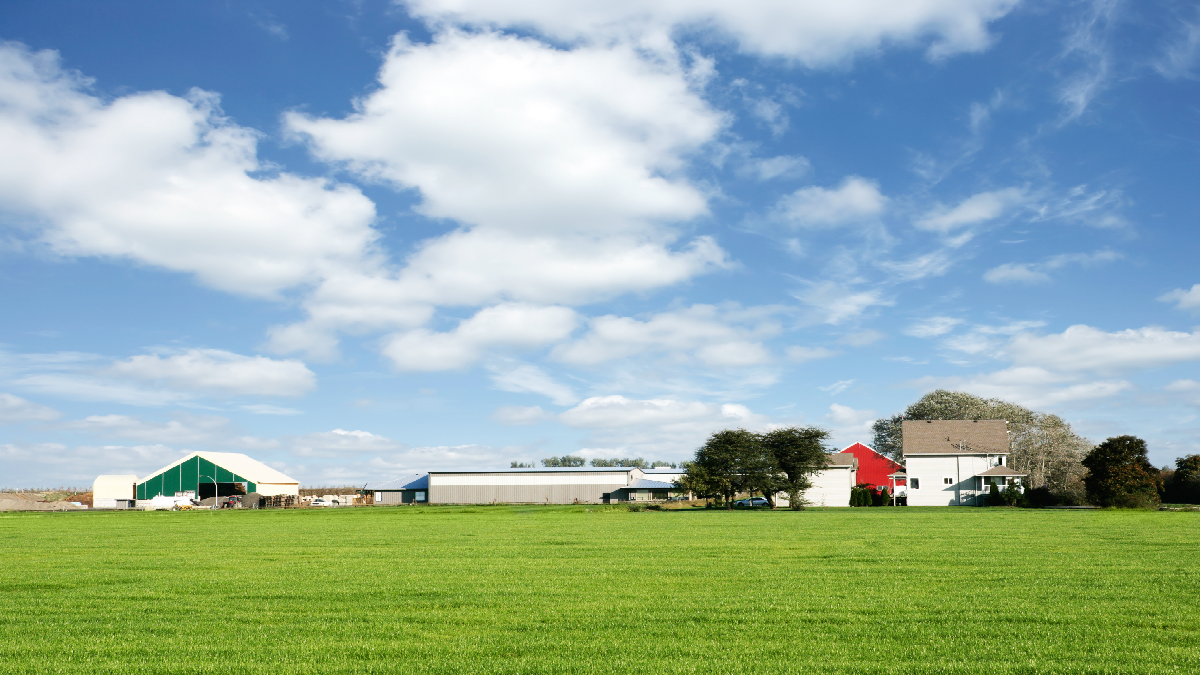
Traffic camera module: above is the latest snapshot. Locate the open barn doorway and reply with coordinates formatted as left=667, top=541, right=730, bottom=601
left=198, top=482, right=247, bottom=500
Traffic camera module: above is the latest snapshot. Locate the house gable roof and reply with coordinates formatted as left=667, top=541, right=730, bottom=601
left=902, top=420, right=1009, bottom=456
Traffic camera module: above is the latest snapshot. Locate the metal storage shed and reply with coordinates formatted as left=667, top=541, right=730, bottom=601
left=428, top=467, right=642, bottom=504
left=135, top=451, right=299, bottom=500
left=366, top=473, right=429, bottom=505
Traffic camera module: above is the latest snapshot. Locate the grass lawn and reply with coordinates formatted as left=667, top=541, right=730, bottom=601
left=1, top=505, right=1197, bottom=674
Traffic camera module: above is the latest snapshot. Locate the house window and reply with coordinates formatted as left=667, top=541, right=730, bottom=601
left=910, top=478, right=920, bottom=490
left=943, top=477, right=954, bottom=486
left=415, top=491, right=426, bottom=502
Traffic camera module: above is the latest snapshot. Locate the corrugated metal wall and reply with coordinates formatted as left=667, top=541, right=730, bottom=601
left=429, top=480, right=627, bottom=504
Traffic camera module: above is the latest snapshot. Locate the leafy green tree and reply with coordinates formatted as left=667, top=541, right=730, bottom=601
left=678, top=429, right=765, bottom=509
left=510, top=461, right=533, bottom=468
left=760, top=426, right=830, bottom=510
left=590, top=458, right=650, bottom=468
left=1082, top=436, right=1162, bottom=508
left=541, top=455, right=586, bottom=467
left=1164, top=454, right=1200, bottom=504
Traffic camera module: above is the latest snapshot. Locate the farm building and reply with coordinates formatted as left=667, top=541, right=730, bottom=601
left=774, top=453, right=858, bottom=507
left=902, top=419, right=1026, bottom=506
left=93, top=474, right=137, bottom=509
left=134, top=451, right=299, bottom=500
left=839, top=442, right=905, bottom=489
left=426, top=467, right=681, bottom=504
left=367, top=473, right=429, bottom=505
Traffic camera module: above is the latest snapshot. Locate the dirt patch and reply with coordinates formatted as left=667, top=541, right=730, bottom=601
left=0, top=491, right=92, bottom=511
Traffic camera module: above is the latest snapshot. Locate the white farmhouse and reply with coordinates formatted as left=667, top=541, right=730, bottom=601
left=902, top=420, right=1027, bottom=506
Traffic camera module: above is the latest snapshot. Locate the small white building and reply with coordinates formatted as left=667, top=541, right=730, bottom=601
left=774, top=453, right=858, bottom=508
left=902, top=420, right=1026, bottom=506
left=93, top=474, right=137, bottom=509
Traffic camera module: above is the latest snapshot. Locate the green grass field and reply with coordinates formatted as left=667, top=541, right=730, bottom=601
left=1, top=506, right=1197, bottom=674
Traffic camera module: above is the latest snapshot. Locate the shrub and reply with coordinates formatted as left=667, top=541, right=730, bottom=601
left=849, top=486, right=872, bottom=507
left=877, top=486, right=890, bottom=506
left=1001, top=483, right=1021, bottom=507
left=987, top=479, right=1005, bottom=506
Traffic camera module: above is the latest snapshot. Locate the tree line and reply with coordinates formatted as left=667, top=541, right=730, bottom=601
left=511, top=456, right=676, bottom=468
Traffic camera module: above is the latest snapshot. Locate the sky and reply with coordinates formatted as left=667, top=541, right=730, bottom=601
left=3, top=0, right=1200, bottom=488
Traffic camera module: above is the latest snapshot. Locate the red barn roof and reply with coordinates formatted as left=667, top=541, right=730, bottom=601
left=838, top=442, right=904, bottom=488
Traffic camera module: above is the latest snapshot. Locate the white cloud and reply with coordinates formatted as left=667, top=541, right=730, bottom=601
left=383, top=303, right=578, bottom=371
left=772, top=176, right=887, bottom=228
left=288, top=31, right=717, bottom=234
left=983, top=263, right=1051, bottom=284
left=402, top=0, right=1019, bottom=65
left=0, top=393, right=61, bottom=424
left=915, top=187, right=1025, bottom=232
left=826, top=403, right=876, bottom=431
left=904, top=316, right=962, bottom=338
left=560, top=395, right=758, bottom=429
left=12, top=374, right=193, bottom=407
left=1, top=442, right=185, bottom=488
left=984, top=250, right=1120, bottom=285
left=0, top=43, right=380, bottom=300
left=488, top=362, right=578, bottom=405
left=792, top=281, right=893, bottom=325
left=741, top=155, right=810, bottom=181
left=553, top=304, right=780, bottom=366
left=1155, top=18, right=1200, bottom=79
left=820, top=380, right=855, bottom=395
left=879, top=250, right=955, bottom=282
left=106, top=349, right=316, bottom=397
left=1008, top=325, right=1200, bottom=376
left=241, top=404, right=303, bottom=416
left=911, top=367, right=1132, bottom=409
left=62, top=413, right=236, bottom=445
left=839, top=330, right=886, bottom=347
left=490, top=405, right=553, bottom=426
left=1159, top=284, right=1200, bottom=312
left=288, top=429, right=404, bottom=458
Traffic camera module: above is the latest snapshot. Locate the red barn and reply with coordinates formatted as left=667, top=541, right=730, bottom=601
left=838, top=442, right=904, bottom=489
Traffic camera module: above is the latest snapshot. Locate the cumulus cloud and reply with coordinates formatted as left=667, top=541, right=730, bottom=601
left=0, top=393, right=61, bottom=424
left=1007, top=325, right=1200, bottom=376
left=106, top=349, right=316, bottom=397
left=553, top=304, right=780, bottom=366
left=915, top=188, right=1025, bottom=232
left=771, top=176, right=887, bottom=228
left=825, top=403, right=877, bottom=439
left=740, top=155, right=810, bottom=181
left=383, top=303, right=578, bottom=371
left=0, top=43, right=380, bottom=300
left=1158, top=284, right=1200, bottom=312
left=269, top=31, right=731, bottom=356
left=1, top=442, right=184, bottom=487
left=402, top=0, right=1019, bottom=65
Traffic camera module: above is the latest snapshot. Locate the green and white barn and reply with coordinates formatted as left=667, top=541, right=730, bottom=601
left=135, top=451, right=299, bottom=500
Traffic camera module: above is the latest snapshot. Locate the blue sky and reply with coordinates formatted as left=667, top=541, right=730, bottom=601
left=3, top=0, right=1200, bottom=487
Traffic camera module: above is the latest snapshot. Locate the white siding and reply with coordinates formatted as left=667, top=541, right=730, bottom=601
left=905, top=454, right=1004, bottom=506
left=253, top=482, right=299, bottom=497
left=775, top=466, right=856, bottom=507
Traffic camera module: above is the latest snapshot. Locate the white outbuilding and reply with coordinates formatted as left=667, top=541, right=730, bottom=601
left=93, top=474, right=138, bottom=509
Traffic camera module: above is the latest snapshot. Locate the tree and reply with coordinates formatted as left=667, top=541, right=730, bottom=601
left=760, top=426, right=831, bottom=510
left=510, top=461, right=533, bottom=468
left=872, top=390, right=1090, bottom=502
left=1081, top=436, right=1162, bottom=508
left=678, top=429, right=771, bottom=509
left=986, top=479, right=1005, bottom=506
left=1163, top=454, right=1200, bottom=504
left=541, top=455, right=585, bottom=467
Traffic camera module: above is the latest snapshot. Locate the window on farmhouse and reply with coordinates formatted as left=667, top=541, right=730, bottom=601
left=943, top=477, right=953, bottom=485
left=910, top=478, right=920, bottom=490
